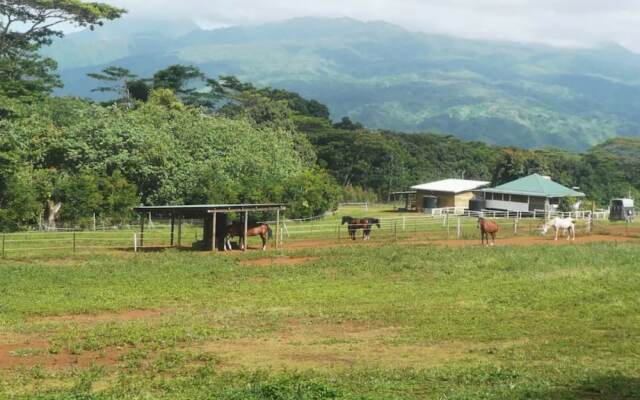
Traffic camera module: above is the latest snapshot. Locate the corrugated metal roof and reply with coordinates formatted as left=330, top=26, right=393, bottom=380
left=482, top=174, right=585, bottom=197
left=134, top=204, right=286, bottom=216
left=411, top=179, right=490, bottom=194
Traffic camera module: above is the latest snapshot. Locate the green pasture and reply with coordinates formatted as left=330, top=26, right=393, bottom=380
left=0, top=240, right=639, bottom=399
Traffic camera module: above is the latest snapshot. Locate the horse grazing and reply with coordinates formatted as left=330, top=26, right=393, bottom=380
left=477, top=217, right=499, bottom=246
left=224, top=222, right=272, bottom=251
left=362, top=217, right=381, bottom=240
left=541, top=217, right=575, bottom=241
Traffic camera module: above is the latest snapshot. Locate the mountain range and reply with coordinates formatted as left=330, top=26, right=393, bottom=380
left=45, top=17, right=640, bottom=150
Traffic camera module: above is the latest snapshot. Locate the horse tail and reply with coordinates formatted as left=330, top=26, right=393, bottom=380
left=267, top=225, right=273, bottom=238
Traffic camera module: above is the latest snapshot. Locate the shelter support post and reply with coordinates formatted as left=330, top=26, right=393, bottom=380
left=177, top=216, right=182, bottom=247
left=211, top=212, right=217, bottom=251
left=170, top=214, right=175, bottom=247
left=243, top=211, right=249, bottom=251
left=140, top=215, right=145, bottom=247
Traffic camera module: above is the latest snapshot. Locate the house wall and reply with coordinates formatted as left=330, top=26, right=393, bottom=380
left=454, top=192, right=475, bottom=208
left=484, top=195, right=549, bottom=212
left=485, top=199, right=529, bottom=212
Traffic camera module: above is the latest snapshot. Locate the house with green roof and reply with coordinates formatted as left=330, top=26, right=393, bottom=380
left=477, top=174, right=585, bottom=212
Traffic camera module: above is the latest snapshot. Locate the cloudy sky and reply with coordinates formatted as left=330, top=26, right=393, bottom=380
left=108, top=0, right=640, bottom=51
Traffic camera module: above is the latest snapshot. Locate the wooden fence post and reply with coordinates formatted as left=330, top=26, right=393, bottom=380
left=394, top=220, right=398, bottom=241
left=457, top=217, right=461, bottom=239
left=276, top=209, right=280, bottom=249
left=446, top=214, right=450, bottom=239
left=2, top=234, right=5, bottom=258
left=133, top=233, right=137, bottom=253
left=73, top=231, right=76, bottom=253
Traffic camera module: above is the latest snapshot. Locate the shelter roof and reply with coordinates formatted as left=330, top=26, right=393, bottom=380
left=411, top=179, right=489, bottom=194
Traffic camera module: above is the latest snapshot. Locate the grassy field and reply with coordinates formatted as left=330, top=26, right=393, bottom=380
left=1, top=238, right=639, bottom=399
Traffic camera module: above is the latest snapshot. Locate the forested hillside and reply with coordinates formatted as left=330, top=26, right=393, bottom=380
left=46, top=17, right=640, bottom=150
left=1, top=2, right=639, bottom=232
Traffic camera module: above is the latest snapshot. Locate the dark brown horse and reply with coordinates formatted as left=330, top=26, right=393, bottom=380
left=478, top=217, right=499, bottom=246
left=362, top=217, right=381, bottom=240
left=224, top=222, right=272, bottom=251
left=342, top=216, right=380, bottom=240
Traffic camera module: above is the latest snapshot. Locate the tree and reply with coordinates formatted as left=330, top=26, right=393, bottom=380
left=152, top=65, right=217, bottom=106
left=0, top=0, right=125, bottom=111
left=333, top=116, right=363, bottom=131
left=87, top=66, right=138, bottom=104
left=0, top=1, right=125, bottom=57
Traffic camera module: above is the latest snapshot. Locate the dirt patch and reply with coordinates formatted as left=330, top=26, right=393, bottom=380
left=241, top=256, right=320, bottom=267
left=33, top=308, right=170, bottom=324
left=0, top=335, right=125, bottom=370
left=425, top=234, right=638, bottom=247
left=197, top=319, right=527, bottom=370
left=281, top=234, right=638, bottom=251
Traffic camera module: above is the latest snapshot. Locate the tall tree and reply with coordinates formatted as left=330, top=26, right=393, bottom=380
left=0, top=1, right=125, bottom=108
left=87, top=66, right=137, bottom=100
left=0, top=1, right=125, bottom=56
left=152, top=65, right=218, bottom=106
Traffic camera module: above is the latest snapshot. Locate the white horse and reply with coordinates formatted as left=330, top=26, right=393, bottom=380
left=541, top=217, right=576, bottom=241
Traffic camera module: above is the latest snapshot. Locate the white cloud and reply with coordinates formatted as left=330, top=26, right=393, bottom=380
left=108, top=0, right=640, bottom=51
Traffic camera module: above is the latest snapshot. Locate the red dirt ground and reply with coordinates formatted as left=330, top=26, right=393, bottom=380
left=0, top=335, right=126, bottom=369
left=33, top=308, right=169, bottom=324
left=280, top=234, right=638, bottom=250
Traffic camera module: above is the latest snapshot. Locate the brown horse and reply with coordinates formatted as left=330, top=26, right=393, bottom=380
left=342, top=216, right=380, bottom=240
left=342, top=216, right=368, bottom=240
left=224, top=222, right=272, bottom=251
left=477, top=217, right=499, bottom=246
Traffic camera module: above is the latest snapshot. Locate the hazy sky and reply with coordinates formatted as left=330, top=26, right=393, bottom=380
left=108, top=0, right=640, bottom=51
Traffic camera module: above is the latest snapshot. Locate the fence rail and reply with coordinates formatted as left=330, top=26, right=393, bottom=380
left=1, top=211, right=637, bottom=258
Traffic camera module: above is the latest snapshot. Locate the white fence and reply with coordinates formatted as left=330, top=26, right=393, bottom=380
left=1, top=209, right=635, bottom=257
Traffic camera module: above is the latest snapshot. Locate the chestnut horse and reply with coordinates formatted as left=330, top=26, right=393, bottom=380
left=342, top=216, right=381, bottom=240
left=477, top=217, right=499, bottom=246
left=224, top=222, right=272, bottom=251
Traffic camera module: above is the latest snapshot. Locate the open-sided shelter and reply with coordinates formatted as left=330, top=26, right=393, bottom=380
left=134, top=204, right=286, bottom=251
left=411, top=179, right=490, bottom=212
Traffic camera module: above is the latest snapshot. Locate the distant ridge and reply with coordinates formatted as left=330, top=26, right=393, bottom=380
left=47, top=16, right=640, bottom=150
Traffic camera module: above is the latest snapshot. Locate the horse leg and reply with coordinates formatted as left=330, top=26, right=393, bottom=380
left=554, top=228, right=558, bottom=241
left=261, top=233, right=266, bottom=251
left=490, top=232, right=495, bottom=246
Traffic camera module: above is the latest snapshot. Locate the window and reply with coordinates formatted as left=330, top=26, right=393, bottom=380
left=486, top=192, right=493, bottom=200
left=511, top=195, right=528, bottom=203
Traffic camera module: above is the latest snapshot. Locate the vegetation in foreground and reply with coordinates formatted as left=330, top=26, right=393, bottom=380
left=0, top=241, right=638, bottom=399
